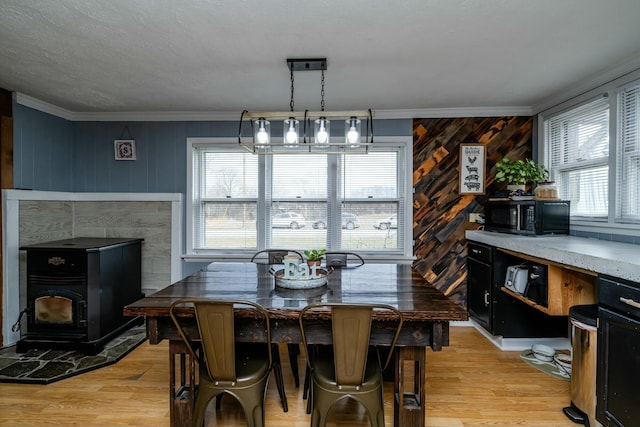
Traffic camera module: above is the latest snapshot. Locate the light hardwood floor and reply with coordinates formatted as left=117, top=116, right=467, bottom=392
left=0, top=326, right=576, bottom=427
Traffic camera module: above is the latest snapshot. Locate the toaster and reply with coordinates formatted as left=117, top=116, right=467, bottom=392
left=505, top=265, right=529, bottom=295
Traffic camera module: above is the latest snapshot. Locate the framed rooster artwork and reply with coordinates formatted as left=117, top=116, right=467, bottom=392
left=459, top=143, right=485, bottom=194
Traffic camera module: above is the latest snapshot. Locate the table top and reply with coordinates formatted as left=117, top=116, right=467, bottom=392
left=124, top=262, right=468, bottom=322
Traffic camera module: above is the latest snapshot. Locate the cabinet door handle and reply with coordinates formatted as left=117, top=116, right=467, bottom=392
left=484, top=291, right=490, bottom=306
left=620, top=297, right=640, bottom=309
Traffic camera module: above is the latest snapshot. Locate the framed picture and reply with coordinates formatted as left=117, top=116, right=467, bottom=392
left=459, top=143, right=485, bottom=194
left=114, top=140, right=136, bottom=160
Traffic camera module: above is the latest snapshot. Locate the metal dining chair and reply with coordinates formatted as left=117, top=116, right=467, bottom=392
left=324, top=251, right=365, bottom=268
left=169, top=299, right=286, bottom=427
left=299, top=303, right=404, bottom=427
left=251, top=249, right=305, bottom=389
left=250, top=249, right=303, bottom=264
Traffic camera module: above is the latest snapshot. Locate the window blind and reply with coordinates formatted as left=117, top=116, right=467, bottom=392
left=546, top=96, right=610, bottom=218
left=617, top=80, right=640, bottom=222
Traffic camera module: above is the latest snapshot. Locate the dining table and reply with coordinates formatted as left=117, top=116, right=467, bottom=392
left=123, top=261, right=468, bottom=427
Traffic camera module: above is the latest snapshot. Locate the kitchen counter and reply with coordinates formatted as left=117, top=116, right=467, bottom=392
left=465, top=231, right=640, bottom=283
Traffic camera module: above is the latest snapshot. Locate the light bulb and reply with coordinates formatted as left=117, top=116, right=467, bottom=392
left=315, top=118, right=329, bottom=144
left=285, top=118, right=298, bottom=144
left=257, top=127, right=268, bottom=144
left=345, top=117, right=361, bottom=145
left=347, top=127, right=359, bottom=144
left=255, top=118, right=269, bottom=144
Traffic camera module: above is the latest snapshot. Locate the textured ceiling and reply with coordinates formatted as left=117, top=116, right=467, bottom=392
left=1, top=0, right=640, bottom=115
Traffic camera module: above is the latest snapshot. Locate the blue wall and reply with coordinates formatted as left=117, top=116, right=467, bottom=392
left=13, top=104, right=74, bottom=191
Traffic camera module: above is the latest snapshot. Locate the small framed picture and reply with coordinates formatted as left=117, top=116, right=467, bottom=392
left=114, top=140, right=136, bottom=160
left=459, top=143, right=485, bottom=194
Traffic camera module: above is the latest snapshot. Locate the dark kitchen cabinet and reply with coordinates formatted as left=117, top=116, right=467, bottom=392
left=467, top=242, right=492, bottom=331
left=597, top=275, right=640, bottom=427
left=467, top=242, right=568, bottom=338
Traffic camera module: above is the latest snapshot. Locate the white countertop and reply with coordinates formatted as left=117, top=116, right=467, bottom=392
left=465, top=231, right=640, bottom=283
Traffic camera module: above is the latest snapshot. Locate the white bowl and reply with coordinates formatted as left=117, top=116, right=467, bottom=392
left=554, top=353, right=572, bottom=374
left=531, top=344, right=555, bottom=362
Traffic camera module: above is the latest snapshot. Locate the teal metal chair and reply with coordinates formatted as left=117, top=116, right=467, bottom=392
left=169, top=299, right=284, bottom=427
left=299, top=303, right=403, bottom=427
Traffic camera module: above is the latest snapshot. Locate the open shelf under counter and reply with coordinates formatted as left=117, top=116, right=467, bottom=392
left=498, top=247, right=598, bottom=316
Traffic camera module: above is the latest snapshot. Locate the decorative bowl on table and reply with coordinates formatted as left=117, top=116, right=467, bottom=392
left=271, top=267, right=329, bottom=289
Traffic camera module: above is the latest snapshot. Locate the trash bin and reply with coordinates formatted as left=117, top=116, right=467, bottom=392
left=563, top=304, right=598, bottom=427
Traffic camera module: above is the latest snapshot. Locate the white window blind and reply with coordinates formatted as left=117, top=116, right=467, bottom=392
left=340, top=152, right=402, bottom=250
left=546, top=96, right=610, bottom=217
left=617, top=80, right=640, bottom=222
left=270, top=154, right=327, bottom=249
left=192, top=148, right=258, bottom=249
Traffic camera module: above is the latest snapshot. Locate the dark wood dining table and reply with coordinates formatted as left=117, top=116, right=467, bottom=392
left=123, top=262, right=468, bottom=427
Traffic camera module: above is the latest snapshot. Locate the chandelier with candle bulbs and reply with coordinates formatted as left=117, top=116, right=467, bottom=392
left=238, top=58, right=374, bottom=154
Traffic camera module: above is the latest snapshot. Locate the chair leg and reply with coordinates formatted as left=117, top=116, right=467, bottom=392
left=271, top=345, right=289, bottom=412
left=302, top=365, right=311, bottom=399
left=287, top=343, right=300, bottom=387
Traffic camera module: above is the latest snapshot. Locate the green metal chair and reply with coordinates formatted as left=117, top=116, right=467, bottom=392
left=169, top=299, right=281, bottom=427
left=299, top=303, right=404, bottom=427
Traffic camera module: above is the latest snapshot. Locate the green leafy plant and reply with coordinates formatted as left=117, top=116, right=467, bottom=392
left=494, top=157, right=549, bottom=185
left=304, top=248, right=326, bottom=262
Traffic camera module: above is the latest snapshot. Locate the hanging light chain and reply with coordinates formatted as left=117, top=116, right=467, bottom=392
left=320, top=69, right=325, bottom=112
left=289, top=67, right=295, bottom=112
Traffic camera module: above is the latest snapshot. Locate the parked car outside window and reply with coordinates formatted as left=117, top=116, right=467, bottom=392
left=272, top=212, right=306, bottom=229
left=373, top=214, right=397, bottom=230
left=312, top=213, right=360, bottom=230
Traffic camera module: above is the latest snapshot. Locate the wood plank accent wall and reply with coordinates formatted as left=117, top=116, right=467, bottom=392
left=412, top=117, right=533, bottom=307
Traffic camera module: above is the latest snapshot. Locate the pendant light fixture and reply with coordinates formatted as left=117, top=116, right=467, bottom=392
left=238, top=58, right=374, bottom=154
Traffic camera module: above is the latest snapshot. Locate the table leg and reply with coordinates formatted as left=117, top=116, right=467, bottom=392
left=169, top=340, right=195, bottom=427
left=394, top=346, right=426, bottom=427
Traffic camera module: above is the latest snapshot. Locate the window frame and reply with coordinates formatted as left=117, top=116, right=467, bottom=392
left=185, top=137, right=414, bottom=262
left=538, top=69, right=640, bottom=237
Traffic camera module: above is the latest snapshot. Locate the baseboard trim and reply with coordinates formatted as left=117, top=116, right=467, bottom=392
left=468, top=319, right=570, bottom=351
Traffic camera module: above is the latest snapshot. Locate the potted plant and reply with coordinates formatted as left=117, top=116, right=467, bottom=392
left=494, top=157, right=549, bottom=193
left=304, top=248, right=326, bottom=267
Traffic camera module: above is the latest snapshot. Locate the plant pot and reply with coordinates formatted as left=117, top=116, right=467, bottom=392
left=307, top=260, right=321, bottom=268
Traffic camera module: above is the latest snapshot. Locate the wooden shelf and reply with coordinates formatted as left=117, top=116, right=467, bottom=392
left=501, top=286, right=550, bottom=314
left=498, top=248, right=597, bottom=316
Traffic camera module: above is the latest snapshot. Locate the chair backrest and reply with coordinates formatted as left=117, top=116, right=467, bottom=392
left=251, top=249, right=304, bottom=264
left=324, top=251, right=365, bottom=268
left=299, top=303, right=403, bottom=387
left=169, top=299, right=272, bottom=382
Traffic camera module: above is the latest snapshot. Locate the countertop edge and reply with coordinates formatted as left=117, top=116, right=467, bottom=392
left=465, top=231, right=640, bottom=283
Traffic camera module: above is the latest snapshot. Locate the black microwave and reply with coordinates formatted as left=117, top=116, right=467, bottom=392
left=484, top=200, right=570, bottom=236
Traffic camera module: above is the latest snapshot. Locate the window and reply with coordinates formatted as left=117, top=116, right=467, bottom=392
left=545, top=96, right=610, bottom=218
left=187, top=138, right=411, bottom=259
left=542, top=74, right=640, bottom=229
left=617, top=81, right=640, bottom=222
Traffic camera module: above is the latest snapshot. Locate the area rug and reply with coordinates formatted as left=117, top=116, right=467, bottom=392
left=0, top=325, right=147, bottom=384
left=520, top=349, right=571, bottom=381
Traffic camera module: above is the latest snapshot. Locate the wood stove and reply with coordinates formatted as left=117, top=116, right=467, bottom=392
left=17, top=237, right=144, bottom=355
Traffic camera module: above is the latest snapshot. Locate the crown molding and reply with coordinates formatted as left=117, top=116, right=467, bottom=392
left=14, top=92, right=76, bottom=121
left=532, top=54, right=640, bottom=114
left=12, top=94, right=534, bottom=122
left=375, top=106, right=533, bottom=119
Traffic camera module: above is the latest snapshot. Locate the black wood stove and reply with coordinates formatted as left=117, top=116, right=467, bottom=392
left=17, top=237, right=144, bottom=355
